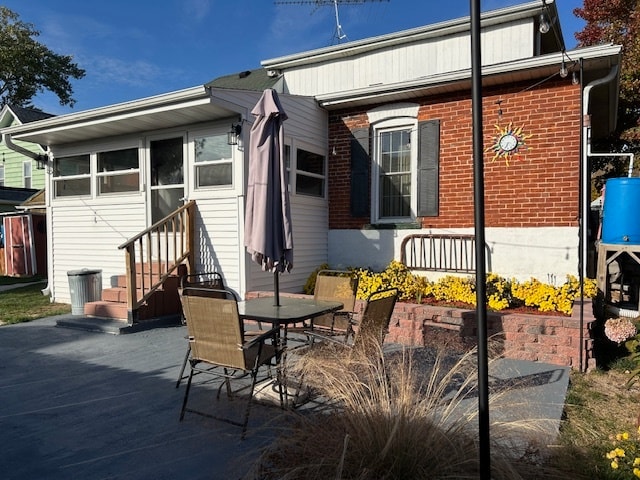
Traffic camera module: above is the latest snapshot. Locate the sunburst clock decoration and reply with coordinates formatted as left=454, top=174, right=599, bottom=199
left=486, top=122, right=532, bottom=165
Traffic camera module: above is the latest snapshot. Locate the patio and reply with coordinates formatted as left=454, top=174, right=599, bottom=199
left=0, top=315, right=570, bottom=479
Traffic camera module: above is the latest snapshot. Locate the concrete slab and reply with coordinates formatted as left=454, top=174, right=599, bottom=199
left=0, top=316, right=570, bottom=479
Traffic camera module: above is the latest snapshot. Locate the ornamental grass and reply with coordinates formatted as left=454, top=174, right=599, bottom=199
left=247, top=337, right=571, bottom=479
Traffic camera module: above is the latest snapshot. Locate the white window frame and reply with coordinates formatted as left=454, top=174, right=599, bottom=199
left=23, top=160, right=32, bottom=189
left=52, top=153, right=92, bottom=198
left=290, top=140, right=326, bottom=199
left=190, top=130, right=234, bottom=191
left=371, top=117, right=418, bottom=224
left=96, top=146, right=140, bottom=196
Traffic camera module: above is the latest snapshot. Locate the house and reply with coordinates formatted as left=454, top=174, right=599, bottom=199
left=1, top=0, right=621, bottom=326
left=0, top=105, right=52, bottom=193
left=0, top=106, right=52, bottom=275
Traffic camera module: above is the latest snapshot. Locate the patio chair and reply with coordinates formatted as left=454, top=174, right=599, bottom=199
left=287, top=269, right=359, bottom=345
left=175, top=271, right=226, bottom=388
left=306, top=287, right=399, bottom=354
left=178, top=287, right=283, bottom=439
left=351, top=287, right=399, bottom=355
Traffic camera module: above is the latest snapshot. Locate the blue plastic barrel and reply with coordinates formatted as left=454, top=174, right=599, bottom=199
left=602, top=177, right=640, bottom=244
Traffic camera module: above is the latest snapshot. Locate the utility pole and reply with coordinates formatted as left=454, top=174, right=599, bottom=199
left=274, top=0, right=389, bottom=43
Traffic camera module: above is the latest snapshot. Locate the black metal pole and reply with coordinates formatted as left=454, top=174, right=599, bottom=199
left=470, top=0, right=490, bottom=478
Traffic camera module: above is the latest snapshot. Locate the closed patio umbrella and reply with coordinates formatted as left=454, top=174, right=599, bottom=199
left=244, top=89, right=292, bottom=306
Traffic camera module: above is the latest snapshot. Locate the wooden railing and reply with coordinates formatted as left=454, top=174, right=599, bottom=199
left=118, top=201, right=195, bottom=322
left=400, top=233, right=481, bottom=274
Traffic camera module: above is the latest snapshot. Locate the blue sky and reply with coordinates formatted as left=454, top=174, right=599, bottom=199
left=4, top=0, right=585, bottom=115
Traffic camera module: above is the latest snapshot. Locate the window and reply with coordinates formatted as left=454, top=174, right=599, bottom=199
left=97, top=148, right=139, bottom=194
left=351, top=115, right=440, bottom=222
left=377, top=128, right=413, bottom=219
left=23, top=161, right=32, bottom=189
left=193, top=134, right=232, bottom=188
left=372, top=122, right=416, bottom=222
left=295, top=148, right=325, bottom=197
left=53, top=154, right=91, bottom=197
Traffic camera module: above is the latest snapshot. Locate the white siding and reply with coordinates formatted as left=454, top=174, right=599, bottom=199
left=45, top=90, right=329, bottom=305
left=51, top=195, right=146, bottom=303
left=246, top=196, right=328, bottom=296
left=328, top=226, right=578, bottom=284
left=281, top=19, right=533, bottom=97
left=191, top=197, right=243, bottom=295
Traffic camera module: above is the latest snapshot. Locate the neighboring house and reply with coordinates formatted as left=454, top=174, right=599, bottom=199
left=1, top=0, right=621, bottom=324
left=0, top=105, right=52, bottom=191
left=0, top=106, right=52, bottom=275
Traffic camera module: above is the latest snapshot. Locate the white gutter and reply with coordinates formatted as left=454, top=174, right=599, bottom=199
left=2, top=85, right=209, bottom=139
left=581, top=64, right=620, bottom=278
left=316, top=44, right=621, bottom=108
left=1, top=132, right=41, bottom=160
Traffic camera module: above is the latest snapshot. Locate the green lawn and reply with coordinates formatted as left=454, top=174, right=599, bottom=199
left=0, top=282, right=71, bottom=324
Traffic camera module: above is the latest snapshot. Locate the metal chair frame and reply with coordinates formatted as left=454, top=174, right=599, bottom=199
left=178, top=287, right=283, bottom=439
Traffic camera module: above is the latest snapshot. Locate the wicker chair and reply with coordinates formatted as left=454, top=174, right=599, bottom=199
left=175, top=272, right=226, bottom=388
left=288, top=269, right=359, bottom=345
left=178, top=287, right=283, bottom=439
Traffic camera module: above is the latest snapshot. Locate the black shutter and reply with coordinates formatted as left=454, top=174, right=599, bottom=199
left=350, top=128, right=370, bottom=217
left=417, top=119, right=440, bottom=217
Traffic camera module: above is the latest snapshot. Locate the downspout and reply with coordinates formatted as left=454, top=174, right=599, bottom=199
left=581, top=64, right=619, bottom=371
left=1, top=132, right=41, bottom=160
left=581, top=64, right=619, bottom=280
left=2, top=132, right=53, bottom=298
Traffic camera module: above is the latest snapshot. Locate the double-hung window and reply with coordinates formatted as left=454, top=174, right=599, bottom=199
left=53, top=154, right=91, bottom=198
left=97, top=147, right=139, bottom=194
left=23, top=161, right=32, bottom=189
left=371, top=120, right=417, bottom=223
left=353, top=105, right=440, bottom=222
left=294, top=147, right=325, bottom=197
left=193, top=134, right=232, bottom=188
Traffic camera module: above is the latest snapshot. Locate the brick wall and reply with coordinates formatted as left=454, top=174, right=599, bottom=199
left=247, top=291, right=596, bottom=370
left=380, top=296, right=596, bottom=370
left=328, top=79, right=581, bottom=229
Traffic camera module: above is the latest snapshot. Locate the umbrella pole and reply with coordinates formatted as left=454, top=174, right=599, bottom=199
left=274, top=271, right=280, bottom=306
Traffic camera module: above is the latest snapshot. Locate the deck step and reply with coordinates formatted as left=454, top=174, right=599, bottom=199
left=55, top=315, right=180, bottom=335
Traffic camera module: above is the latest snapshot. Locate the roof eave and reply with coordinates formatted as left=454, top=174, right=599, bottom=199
left=316, top=44, right=622, bottom=110
left=3, top=86, right=210, bottom=141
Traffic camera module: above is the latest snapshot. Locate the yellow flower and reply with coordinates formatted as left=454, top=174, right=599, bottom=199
left=618, top=432, right=630, bottom=441
left=616, top=447, right=626, bottom=457
left=607, top=450, right=618, bottom=459
left=612, top=460, right=619, bottom=469
left=635, top=457, right=640, bottom=466
left=635, top=467, right=640, bottom=478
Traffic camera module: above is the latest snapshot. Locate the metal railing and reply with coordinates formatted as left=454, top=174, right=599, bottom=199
left=118, top=201, right=195, bottom=321
left=400, top=233, right=478, bottom=273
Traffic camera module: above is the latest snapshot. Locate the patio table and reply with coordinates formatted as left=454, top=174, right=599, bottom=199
left=238, top=295, right=343, bottom=331
left=238, top=296, right=343, bottom=407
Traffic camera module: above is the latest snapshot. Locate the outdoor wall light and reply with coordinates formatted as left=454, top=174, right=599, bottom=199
left=539, top=14, right=550, bottom=34
left=35, top=154, right=48, bottom=170
left=572, top=71, right=580, bottom=85
left=227, top=123, right=242, bottom=146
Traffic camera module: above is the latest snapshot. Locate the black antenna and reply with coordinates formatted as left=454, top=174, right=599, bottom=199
left=274, top=0, right=390, bottom=44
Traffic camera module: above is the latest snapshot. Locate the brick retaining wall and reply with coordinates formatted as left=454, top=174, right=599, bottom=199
left=247, top=292, right=596, bottom=370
